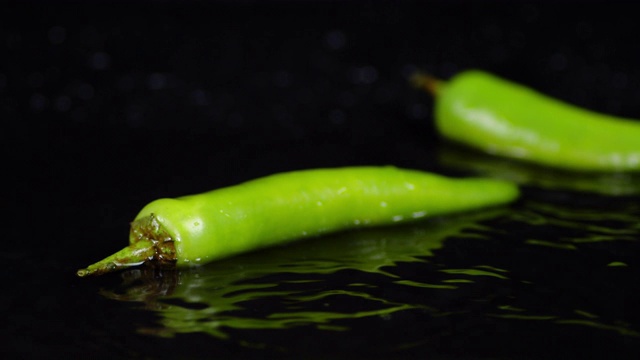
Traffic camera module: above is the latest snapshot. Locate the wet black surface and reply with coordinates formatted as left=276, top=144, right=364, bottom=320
left=5, top=1, right=640, bottom=359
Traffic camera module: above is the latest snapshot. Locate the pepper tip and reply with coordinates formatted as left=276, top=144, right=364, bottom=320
left=76, top=268, right=90, bottom=277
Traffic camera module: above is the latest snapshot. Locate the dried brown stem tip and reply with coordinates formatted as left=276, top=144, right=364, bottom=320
left=409, top=72, right=443, bottom=96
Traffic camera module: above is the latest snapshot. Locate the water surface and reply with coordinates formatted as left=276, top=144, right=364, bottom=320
left=95, top=195, right=640, bottom=357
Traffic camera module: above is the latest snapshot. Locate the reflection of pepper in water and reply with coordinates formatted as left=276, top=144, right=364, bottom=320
left=99, top=210, right=501, bottom=339
left=99, top=204, right=640, bottom=348
left=99, top=268, right=180, bottom=311
left=437, top=142, right=640, bottom=196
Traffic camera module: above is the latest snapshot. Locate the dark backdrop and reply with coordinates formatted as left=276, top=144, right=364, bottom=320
left=7, top=0, right=640, bottom=249
left=4, top=1, right=640, bottom=358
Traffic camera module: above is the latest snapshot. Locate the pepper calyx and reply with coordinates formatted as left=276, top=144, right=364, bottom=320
left=76, top=214, right=177, bottom=277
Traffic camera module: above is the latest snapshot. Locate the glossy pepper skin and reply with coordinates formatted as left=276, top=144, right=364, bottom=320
left=77, top=166, right=519, bottom=277
left=412, top=70, right=640, bottom=172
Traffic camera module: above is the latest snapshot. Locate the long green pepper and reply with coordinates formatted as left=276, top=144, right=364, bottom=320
left=412, top=70, right=640, bottom=172
left=77, top=166, right=519, bottom=276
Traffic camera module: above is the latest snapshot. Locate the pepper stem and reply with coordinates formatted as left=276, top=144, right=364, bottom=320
left=409, top=71, right=443, bottom=96
left=77, top=214, right=178, bottom=278
left=76, top=239, right=156, bottom=277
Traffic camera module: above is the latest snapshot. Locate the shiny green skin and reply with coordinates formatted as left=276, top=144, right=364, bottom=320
left=134, top=166, right=519, bottom=267
left=436, top=70, right=640, bottom=171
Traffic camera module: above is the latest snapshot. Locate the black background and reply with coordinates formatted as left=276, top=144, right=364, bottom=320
left=4, top=1, right=640, bottom=358
left=7, top=0, right=640, bottom=252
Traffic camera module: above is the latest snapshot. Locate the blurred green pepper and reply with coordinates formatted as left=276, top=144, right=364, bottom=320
left=412, top=70, right=640, bottom=172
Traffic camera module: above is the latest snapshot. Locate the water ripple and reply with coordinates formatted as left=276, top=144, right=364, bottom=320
left=97, top=198, right=640, bottom=350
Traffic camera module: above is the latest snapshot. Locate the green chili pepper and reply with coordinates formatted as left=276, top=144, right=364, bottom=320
left=411, top=70, right=640, bottom=172
left=77, top=166, right=519, bottom=277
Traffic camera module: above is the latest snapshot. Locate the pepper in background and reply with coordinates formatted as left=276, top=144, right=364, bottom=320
left=411, top=70, right=640, bottom=172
